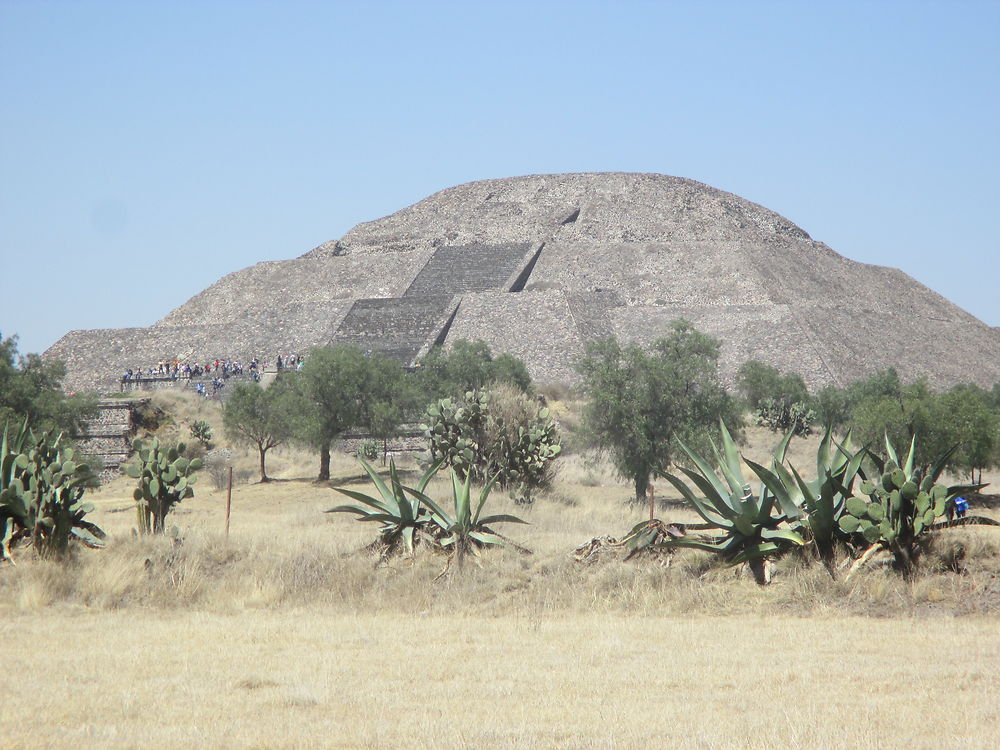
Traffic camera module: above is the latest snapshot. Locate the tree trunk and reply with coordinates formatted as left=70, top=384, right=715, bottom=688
left=318, top=443, right=331, bottom=481
left=634, top=473, right=649, bottom=504
left=891, top=544, right=917, bottom=578
left=258, top=445, right=270, bottom=483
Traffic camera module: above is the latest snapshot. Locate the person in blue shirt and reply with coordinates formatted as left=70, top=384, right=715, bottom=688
left=954, top=496, right=969, bottom=519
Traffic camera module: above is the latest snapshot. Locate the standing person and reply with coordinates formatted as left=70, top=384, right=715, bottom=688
left=277, top=354, right=283, bottom=371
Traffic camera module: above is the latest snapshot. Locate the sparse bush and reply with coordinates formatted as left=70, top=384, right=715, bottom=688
left=203, top=449, right=233, bottom=491
left=189, top=420, right=214, bottom=450
left=754, top=397, right=816, bottom=436
left=356, top=439, right=379, bottom=462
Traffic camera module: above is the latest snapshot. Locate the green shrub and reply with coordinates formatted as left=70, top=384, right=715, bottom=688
left=356, top=439, right=380, bottom=462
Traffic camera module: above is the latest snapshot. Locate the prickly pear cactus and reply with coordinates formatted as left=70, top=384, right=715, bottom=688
left=0, top=427, right=102, bottom=559
left=500, top=408, right=562, bottom=500
left=839, top=466, right=950, bottom=546
left=126, top=437, right=203, bottom=534
left=422, top=391, right=488, bottom=480
left=835, top=434, right=978, bottom=575
left=422, top=388, right=562, bottom=500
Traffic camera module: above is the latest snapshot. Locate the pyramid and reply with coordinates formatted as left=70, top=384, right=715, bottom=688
left=48, top=172, right=1000, bottom=393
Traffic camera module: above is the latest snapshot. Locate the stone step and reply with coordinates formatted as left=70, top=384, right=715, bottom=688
left=403, top=243, right=530, bottom=297
left=332, top=295, right=453, bottom=364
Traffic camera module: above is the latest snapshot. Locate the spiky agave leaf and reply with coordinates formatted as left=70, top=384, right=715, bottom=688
left=328, top=458, right=443, bottom=557
left=930, top=515, right=1000, bottom=531
left=661, top=423, right=806, bottom=580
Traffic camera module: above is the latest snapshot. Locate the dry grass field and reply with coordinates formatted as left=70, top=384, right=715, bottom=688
left=2, top=394, right=1000, bottom=748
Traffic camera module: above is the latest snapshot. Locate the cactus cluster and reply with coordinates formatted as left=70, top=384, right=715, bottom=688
left=422, top=388, right=561, bottom=502
left=0, top=423, right=103, bottom=559
left=839, top=467, right=948, bottom=543
left=423, top=391, right=488, bottom=479
left=836, top=435, right=982, bottom=573
left=125, top=437, right=203, bottom=534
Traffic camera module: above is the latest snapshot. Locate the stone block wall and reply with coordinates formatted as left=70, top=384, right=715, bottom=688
left=75, top=399, right=143, bottom=482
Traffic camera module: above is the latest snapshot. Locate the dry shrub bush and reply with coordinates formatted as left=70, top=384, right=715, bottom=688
left=3, top=524, right=999, bottom=618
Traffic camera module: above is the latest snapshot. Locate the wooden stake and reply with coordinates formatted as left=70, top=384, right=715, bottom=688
left=225, top=465, right=233, bottom=536
left=648, top=484, right=655, bottom=521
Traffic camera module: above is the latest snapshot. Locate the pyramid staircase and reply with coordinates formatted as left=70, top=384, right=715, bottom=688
left=330, top=242, right=533, bottom=363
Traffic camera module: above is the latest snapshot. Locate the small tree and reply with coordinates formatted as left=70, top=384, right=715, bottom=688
left=813, top=385, right=851, bottom=431
left=736, top=360, right=808, bottom=410
left=189, top=420, right=214, bottom=451
left=576, top=322, right=741, bottom=503
left=935, top=384, right=999, bottom=484
left=223, top=381, right=294, bottom=482
left=289, top=346, right=407, bottom=480
left=849, top=379, right=949, bottom=474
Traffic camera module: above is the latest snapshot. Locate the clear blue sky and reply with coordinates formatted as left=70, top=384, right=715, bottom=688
left=2, top=0, right=998, bottom=357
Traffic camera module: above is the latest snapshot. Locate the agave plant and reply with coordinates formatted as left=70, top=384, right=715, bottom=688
left=746, top=428, right=866, bottom=577
left=412, top=471, right=529, bottom=570
left=327, top=457, right=442, bottom=561
left=660, top=422, right=804, bottom=585
left=838, top=435, right=996, bottom=576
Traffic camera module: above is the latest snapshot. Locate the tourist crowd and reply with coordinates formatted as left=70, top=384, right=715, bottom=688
left=120, top=353, right=305, bottom=394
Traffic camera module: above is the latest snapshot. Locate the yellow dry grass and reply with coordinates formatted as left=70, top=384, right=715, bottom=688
left=3, top=611, right=998, bottom=749
left=2, top=400, right=1000, bottom=748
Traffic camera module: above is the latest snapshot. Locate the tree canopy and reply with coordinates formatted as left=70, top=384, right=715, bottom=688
left=0, top=332, right=97, bottom=434
left=735, top=360, right=809, bottom=411
left=287, top=345, right=409, bottom=480
left=576, top=321, right=741, bottom=502
left=223, top=379, right=296, bottom=482
left=414, top=339, right=532, bottom=400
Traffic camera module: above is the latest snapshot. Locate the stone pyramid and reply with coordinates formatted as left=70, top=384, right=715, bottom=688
left=48, top=172, right=1000, bottom=393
